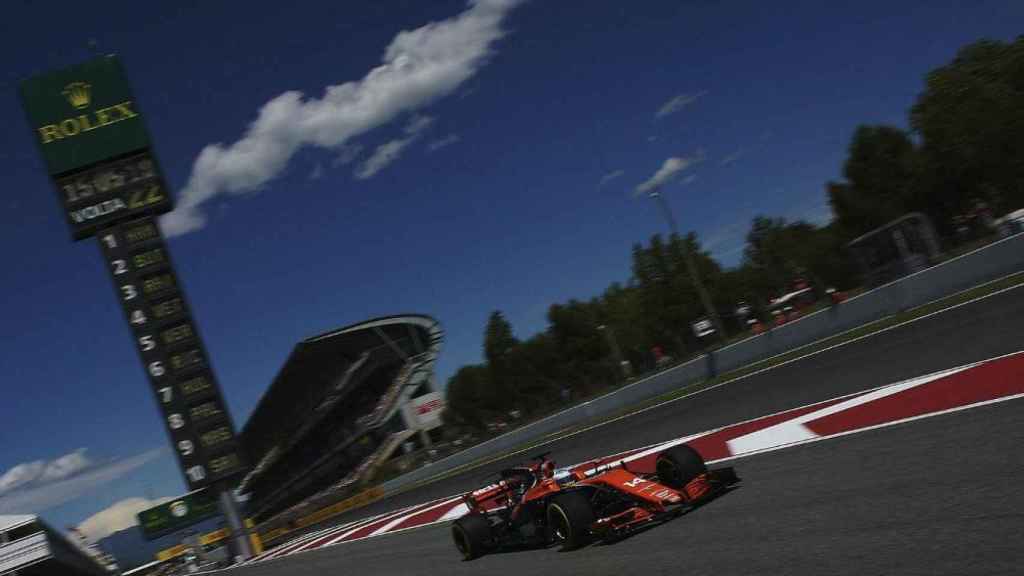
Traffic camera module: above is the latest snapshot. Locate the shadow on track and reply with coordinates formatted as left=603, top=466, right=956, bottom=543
left=469, top=484, right=743, bottom=561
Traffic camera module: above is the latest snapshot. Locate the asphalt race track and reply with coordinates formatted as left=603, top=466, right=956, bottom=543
left=231, top=400, right=1022, bottom=576
left=230, top=286, right=1024, bottom=575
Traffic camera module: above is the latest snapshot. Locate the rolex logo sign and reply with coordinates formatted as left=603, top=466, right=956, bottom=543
left=35, top=78, right=141, bottom=145
left=63, top=82, right=91, bottom=109
left=21, top=55, right=156, bottom=179
left=36, top=99, right=139, bottom=145
left=170, top=501, right=189, bottom=518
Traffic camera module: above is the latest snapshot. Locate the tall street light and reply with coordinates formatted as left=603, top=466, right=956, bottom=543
left=597, top=324, right=631, bottom=379
left=647, top=186, right=726, bottom=342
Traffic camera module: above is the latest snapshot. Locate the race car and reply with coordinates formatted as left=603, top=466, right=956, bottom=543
left=451, top=445, right=739, bottom=560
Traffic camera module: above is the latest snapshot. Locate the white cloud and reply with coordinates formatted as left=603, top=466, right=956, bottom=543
left=427, top=133, right=461, bottom=152
left=77, top=496, right=173, bottom=541
left=634, top=150, right=705, bottom=196
left=160, top=0, right=525, bottom=236
left=403, top=114, right=435, bottom=136
left=720, top=149, right=743, bottom=166
left=39, top=449, right=92, bottom=483
left=308, top=162, right=324, bottom=180
left=0, top=450, right=92, bottom=495
left=597, top=169, right=625, bottom=188
left=355, top=139, right=414, bottom=180
left=0, top=461, right=45, bottom=494
left=0, top=448, right=164, bottom=515
left=354, top=115, right=434, bottom=179
left=655, top=91, right=708, bottom=119
left=332, top=143, right=363, bottom=167
left=681, top=174, right=697, bottom=186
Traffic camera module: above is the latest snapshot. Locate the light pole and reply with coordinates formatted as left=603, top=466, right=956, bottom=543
left=597, top=324, right=631, bottom=378
left=647, top=187, right=726, bottom=342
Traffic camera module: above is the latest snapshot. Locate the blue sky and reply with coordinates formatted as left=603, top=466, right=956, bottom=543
left=1, top=0, right=1021, bottom=539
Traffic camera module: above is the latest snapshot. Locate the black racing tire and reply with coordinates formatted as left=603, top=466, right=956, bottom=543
left=655, top=444, right=707, bottom=489
left=546, top=492, right=596, bottom=551
left=452, top=514, right=493, bottom=561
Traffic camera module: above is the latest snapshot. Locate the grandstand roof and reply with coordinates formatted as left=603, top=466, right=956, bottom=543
left=240, top=314, right=442, bottom=465
left=0, top=515, right=36, bottom=533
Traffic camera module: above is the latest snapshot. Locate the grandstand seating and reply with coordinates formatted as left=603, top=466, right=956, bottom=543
left=238, top=316, right=443, bottom=526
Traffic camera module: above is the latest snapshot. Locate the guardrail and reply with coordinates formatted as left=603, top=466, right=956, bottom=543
left=376, top=233, right=1024, bottom=495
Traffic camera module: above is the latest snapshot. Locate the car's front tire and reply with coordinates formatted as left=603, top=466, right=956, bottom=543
left=452, top=513, right=493, bottom=560
left=546, top=492, right=595, bottom=550
left=655, top=444, right=707, bottom=489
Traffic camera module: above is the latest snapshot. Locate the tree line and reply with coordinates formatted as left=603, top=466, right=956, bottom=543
left=444, top=36, right=1024, bottom=429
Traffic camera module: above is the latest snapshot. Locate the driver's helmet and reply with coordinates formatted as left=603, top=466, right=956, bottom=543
left=552, top=468, right=573, bottom=486
left=540, top=460, right=555, bottom=479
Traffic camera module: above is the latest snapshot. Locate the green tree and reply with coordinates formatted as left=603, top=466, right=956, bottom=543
left=547, top=299, right=611, bottom=395
left=444, top=364, right=491, bottom=428
left=910, top=37, right=1024, bottom=227
left=483, top=310, right=519, bottom=403
left=506, top=332, right=563, bottom=413
left=483, top=311, right=517, bottom=366
left=631, top=236, right=684, bottom=355
left=829, top=125, right=921, bottom=240
left=595, top=282, right=650, bottom=370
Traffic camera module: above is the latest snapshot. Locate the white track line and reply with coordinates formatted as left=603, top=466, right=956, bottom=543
left=250, top=336, right=1024, bottom=564
left=707, top=392, right=1024, bottom=466
left=288, top=507, right=416, bottom=554
left=301, top=386, right=1024, bottom=550
left=262, top=509, right=400, bottom=560
left=284, top=350, right=1024, bottom=551
left=439, top=503, right=470, bottom=521
left=725, top=364, right=974, bottom=454
left=364, top=497, right=462, bottom=538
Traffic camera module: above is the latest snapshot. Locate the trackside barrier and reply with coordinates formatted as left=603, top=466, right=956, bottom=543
left=155, top=519, right=262, bottom=561
left=258, top=487, right=386, bottom=545
left=290, top=233, right=1021, bottom=520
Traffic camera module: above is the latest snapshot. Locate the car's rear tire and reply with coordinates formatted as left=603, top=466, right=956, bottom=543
left=655, top=444, right=707, bottom=489
left=546, top=492, right=595, bottom=550
left=452, top=514, right=493, bottom=560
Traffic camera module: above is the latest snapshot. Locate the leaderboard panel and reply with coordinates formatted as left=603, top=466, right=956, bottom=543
left=57, top=149, right=173, bottom=240
left=99, top=217, right=245, bottom=490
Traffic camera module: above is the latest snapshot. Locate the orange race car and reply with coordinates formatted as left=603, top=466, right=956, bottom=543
left=451, top=445, right=739, bottom=560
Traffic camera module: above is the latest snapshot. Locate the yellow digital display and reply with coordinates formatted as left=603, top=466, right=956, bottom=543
left=169, top=348, right=204, bottom=372
left=189, top=401, right=223, bottom=422
left=160, top=323, right=194, bottom=346
left=151, top=296, right=185, bottom=320
left=199, top=426, right=233, bottom=449
left=124, top=220, right=159, bottom=245
left=208, top=453, right=243, bottom=476
left=179, top=375, right=212, bottom=398
left=141, top=272, right=175, bottom=296
left=132, top=247, right=166, bottom=271
left=57, top=153, right=157, bottom=205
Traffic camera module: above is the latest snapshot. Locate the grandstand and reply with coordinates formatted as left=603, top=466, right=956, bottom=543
left=0, top=515, right=116, bottom=575
left=238, top=315, right=443, bottom=527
